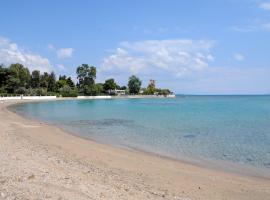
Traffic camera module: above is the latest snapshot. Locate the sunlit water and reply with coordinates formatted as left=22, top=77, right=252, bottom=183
left=11, top=95, right=270, bottom=174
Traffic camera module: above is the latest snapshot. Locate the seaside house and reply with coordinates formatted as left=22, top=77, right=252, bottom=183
left=114, top=89, right=126, bottom=96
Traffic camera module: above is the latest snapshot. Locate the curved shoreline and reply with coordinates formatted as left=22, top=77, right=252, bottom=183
left=8, top=99, right=270, bottom=180
left=1, top=100, right=270, bottom=199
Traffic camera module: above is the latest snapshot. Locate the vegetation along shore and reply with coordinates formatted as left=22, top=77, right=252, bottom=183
left=0, top=63, right=173, bottom=98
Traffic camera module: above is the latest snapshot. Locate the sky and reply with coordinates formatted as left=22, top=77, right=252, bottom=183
left=0, top=0, right=270, bottom=94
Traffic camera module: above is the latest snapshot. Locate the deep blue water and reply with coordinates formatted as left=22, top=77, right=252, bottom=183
left=12, top=96, right=270, bottom=170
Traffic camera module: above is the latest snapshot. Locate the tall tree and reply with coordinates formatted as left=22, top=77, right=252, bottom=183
left=95, top=83, right=104, bottom=94
left=120, top=86, right=127, bottom=90
left=56, top=79, right=67, bottom=90
left=59, top=75, right=67, bottom=81
left=0, top=64, right=9, bottom=89
left=103, top=78, right=117, bottom=94
left=6, top=63, right=30, bottom=93
left=56, top=75, right=75, bottom=91
left=31, top=70, right=41, bottom=88
left=40, top=72, right=49, bottom=88
left=48, top=72, right=56, bottom=92
left=66, top=77, right=75, bottom=88
left=128, top=75, right=142, bottom=94
left=76, top=64, right=96, bottom=95
left=145, top=79, right=156, bottom=95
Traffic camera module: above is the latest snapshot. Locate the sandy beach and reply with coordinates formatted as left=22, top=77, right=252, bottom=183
left=0, top=100, right=270, bottom=200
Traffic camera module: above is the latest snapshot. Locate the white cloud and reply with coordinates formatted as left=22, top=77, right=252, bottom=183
left=98, top=39, right=270, bottom=94
left=233, top=53, right=245, bottom=61
left=231, top=23, right=270, bottom=32
left=48, top=44, right=55, bottom=50
left=259, top=2, right=270, bottom=10
left=175, top=66, right=270, bottom=94
left=0, top=36, right=52, bottom=72
left=206, top=54, right=215, bottom=61
left=57, top=64, right=65, bottom=70
left=261, top=22, right=270, bottom=31
left=101, top=39, right=215, bottom=78
left=230, top=25, right=257, bottom=32
left=57, top=48, right=74, bottom=59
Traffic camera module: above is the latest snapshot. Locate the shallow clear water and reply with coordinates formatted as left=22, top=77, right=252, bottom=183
left=12, top=96, right=270, bottom=170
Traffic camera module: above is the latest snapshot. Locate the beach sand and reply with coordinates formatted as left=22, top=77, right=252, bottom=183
left=0, top=100, right=269, bottom=200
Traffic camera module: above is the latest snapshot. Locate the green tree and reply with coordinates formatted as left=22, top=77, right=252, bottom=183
left=159, top=89, right=171, bottom=96
left=84, top=84, right=100, bottom=96
left=144, top=79, right=156, bottom=95
left=56, top=79, right=67, bottom=90
left=55, top=75, right=75, bottom=91
left=6, top=63, right=31, bottom=93
left=31, top=70, right=41, bottom=88
left=40, top=72, right=49, bottom=88
left=103, top=78, right=117, bottom=94
left=66, top=77, right=75, bottom=88
left=128, top=75, right=141, bottom=94
left=76, top=64, right=96, bottom=95
left=15, top=87, right=27, bottom=95
left=95, top=83, right=104, bottom=95
left=59, top=85, right=78, bottom=97
left=48, top=72, right=56, bottom=92
left=59, top=75, right=67, bottom=81
left=0, top=64, right=9, bottom=90
left=120, top=86, right=127, bottom=90
left=30, top=88, right=47, bottom=96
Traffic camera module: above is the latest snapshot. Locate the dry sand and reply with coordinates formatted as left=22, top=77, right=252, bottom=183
left=0, top=100, right=269, bottom=200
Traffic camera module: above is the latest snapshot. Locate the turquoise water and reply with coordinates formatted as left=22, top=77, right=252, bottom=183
left=12, top=96, right=270, bottom=171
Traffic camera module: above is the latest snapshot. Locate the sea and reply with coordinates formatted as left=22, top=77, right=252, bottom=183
left=11, top=95, right=270, bottom=177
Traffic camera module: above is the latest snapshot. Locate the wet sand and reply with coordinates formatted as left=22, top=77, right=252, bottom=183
left=1, top=100, right=270, bottom=200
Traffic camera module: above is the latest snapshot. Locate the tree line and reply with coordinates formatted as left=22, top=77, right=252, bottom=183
left=0, top=63, right=171, bottom=97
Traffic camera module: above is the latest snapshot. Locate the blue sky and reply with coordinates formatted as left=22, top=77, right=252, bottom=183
left=0, top=0, right=270, bottom=94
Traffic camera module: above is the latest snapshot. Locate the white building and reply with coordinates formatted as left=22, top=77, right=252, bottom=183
left=114, top=89, right=126, bottom=96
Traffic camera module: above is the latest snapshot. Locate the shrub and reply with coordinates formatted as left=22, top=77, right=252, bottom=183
left=26, top=88, right=48, bottom=96
left=143, top=87, right=156, bottom=95
left=0, top=87, right=6, bottom=94
left=47, top=91, right=58, bottom=96
left=15, top=87, right=27, bottom=95
left=83, top=84, right=103, bottom=96
left=60, top=85, right=78, bottom=97
left=159, top=89, right=171, bottom=96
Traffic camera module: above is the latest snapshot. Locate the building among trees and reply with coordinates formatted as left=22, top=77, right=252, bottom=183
left=0, top=63, right=172, bottom=97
